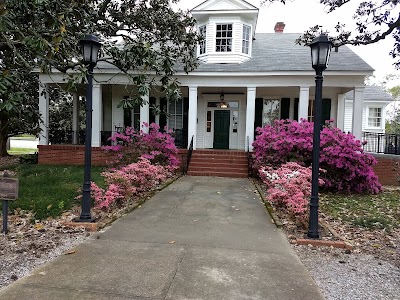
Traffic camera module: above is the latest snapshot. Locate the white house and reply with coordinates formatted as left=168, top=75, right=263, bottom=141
left=38, top=0, right=374, bottom=157
left=343, top=85, right=393, bottom=134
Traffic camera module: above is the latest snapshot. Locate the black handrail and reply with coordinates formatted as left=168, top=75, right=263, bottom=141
left=247, top=136, right=253, bottom=177
left=183, top=135, right=194, bottom=175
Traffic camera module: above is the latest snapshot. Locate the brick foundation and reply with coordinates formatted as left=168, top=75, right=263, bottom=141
left=371, top=153, right=400, bottom=186
left=38, top=145, right=188, bottom=169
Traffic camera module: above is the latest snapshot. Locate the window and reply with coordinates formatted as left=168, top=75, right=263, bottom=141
left=367, top=107, right=382, bottom=128
left=242, top=25, right=251, bottom=54
left=216, top=24, right=233, bottom=52
left=168, top=98, right=183, bottom=130
left=263, top=99, right=280, bottom=126
left=199, top=25, right=207, bottom=55
left=123, top=103, right=140, bottom=130
left=207, top=111, right=212, bottom=132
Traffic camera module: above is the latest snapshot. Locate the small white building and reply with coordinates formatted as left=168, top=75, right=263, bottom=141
left=343, top=85, right=393, bottom=134
left=38, top=0, right=375, bottom=154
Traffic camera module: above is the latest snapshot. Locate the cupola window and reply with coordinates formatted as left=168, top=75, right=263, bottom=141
left=242, top=25, right=251, bottom=54
left=199, top=25, right=207, bottom=55
left=216, top=24, right=233, bottom=52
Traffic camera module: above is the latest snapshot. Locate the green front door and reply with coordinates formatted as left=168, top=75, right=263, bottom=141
left=213, top=110, right=230, bottom=149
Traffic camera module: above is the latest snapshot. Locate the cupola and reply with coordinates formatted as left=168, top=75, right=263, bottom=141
left=191, top=0, right=259, bottom=64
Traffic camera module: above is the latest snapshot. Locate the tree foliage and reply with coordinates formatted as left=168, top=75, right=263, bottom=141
left=0, top=0, right=200, bottom=156
left=262, top=0, right=400, bottom=68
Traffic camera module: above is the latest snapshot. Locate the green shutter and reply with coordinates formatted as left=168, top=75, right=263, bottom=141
left=294, top=98, right=299, bottom=121
left=280, top=98, right=290, bottom=119
left=254, top=98, right=264, bottom=132
left=321, top=98, right=331, bottom=125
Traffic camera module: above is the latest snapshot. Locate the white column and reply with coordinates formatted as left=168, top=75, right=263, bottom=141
left=298, top=86, right=310, bottom=122
left=352, top=87, right=364, bottom=141
left=72, top=93, right=79, bottom=144
left=155, top=97, right=160, bottom=125
left=188, top=86, right=198, bottom=150
left=140, top=92, right=150, bottom=133
left=289, top=98, right=295, bottom=120
left=92, top=84, right=102, bottom=147
left=245, top=87, right=256, bottom=151
left=39, top=83, right=49, bottom=145
left=336, top=93, right=346, bottom=131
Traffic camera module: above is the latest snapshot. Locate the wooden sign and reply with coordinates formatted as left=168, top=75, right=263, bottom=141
left=0, top=177, right=19, bottom=200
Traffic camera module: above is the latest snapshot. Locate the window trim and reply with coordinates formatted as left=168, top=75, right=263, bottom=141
left=366, top=106, right=383, bottom=129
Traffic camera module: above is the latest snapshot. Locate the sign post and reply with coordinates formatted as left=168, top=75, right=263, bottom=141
left=0, top=172, right=18, bottom=234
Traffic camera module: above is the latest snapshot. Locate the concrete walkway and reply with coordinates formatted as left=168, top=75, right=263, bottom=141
left=0, top=176, right=324, bottom=300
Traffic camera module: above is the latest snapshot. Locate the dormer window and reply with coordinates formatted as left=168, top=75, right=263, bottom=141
left=242, top=25, right=251, bottom=54
left=216, top=24, right=233, bottom=52
left=199, top=25, right=207, bottom=55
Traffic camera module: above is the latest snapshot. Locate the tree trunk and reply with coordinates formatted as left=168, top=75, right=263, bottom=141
left=0, top=130, right=10, bottom=157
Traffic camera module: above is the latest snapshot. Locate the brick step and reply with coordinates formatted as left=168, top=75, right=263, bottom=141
left=187, top=171, right=248, bottom=178
left=190, top=159, right=248, bottom=166
left=187, top=150, right=249, bottom=178
left=189, top=162, right=248, bottom=169
left=191, top=152, right=247, bottom=156
left=188, top=165, right=248, bottom=172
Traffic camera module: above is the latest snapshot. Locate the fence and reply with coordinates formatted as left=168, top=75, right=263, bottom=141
left=362, top=132, right=400, bottom=155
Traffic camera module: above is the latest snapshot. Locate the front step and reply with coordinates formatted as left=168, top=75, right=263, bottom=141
left=187, top=150, right=249, bottom=178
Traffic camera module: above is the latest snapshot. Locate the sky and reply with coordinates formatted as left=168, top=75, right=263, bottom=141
left=174, top=0, right=400, bottom=87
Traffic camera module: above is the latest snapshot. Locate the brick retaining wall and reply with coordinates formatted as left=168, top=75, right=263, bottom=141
left=38, top=145, right=188, bottom=169
left=37, top=145, right=112, bottom=166
left=371, top=153, right=400, bottom=186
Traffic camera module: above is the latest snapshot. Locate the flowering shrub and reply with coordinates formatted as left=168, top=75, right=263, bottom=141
left=259, top=162, right=320, bottom=222
left=253, top=119, right=382, bottom=194
left=91, top=158, right=170, bottom=209
left=103, top=123, right=179, bottom=170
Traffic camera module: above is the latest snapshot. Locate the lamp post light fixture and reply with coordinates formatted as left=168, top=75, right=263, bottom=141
left=76, top=34, right=101, bottom=222
left=307, top=34, right=332, bottom=239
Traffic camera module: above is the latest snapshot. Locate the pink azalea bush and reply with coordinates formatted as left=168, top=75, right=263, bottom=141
left=103, top=123, right=179, bottom=170
left=91, top=158, right=170, bottom=210
left=253, top=119, right=382, bottom=194
left=259, top=162, right=321, bottom=221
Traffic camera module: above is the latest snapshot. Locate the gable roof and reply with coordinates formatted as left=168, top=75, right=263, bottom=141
left=345, top=85, right=393, bottom=102
left=191, top=0, right=258, bottom=11
left=192, top=33, right=374, bottom=73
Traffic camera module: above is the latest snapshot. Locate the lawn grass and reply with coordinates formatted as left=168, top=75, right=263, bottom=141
left=320, top=190, right=400, bottom=230
left=8, top=164, right=105, bottom=220
left=8, top=148, right=38, bottom=155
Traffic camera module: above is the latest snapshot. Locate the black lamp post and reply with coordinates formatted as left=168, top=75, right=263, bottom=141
left=307, top=34, right=332, bottom=238
left=76, top=34, right=101, bottom=222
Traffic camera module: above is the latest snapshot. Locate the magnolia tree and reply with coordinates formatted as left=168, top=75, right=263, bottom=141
left=253, top=119, right=382, bottom=194
left=0, top=0, right=201, bottom=156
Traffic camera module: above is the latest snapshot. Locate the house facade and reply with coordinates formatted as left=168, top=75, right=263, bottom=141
left=38, top=0, right=374, bottom=158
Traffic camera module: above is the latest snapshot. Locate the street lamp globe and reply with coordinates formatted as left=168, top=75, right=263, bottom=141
left=310, top=34, right=333, bottom=72
left=80, top=34, right=101, bottom=66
